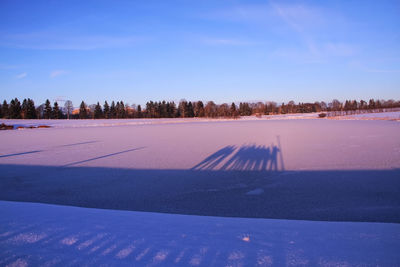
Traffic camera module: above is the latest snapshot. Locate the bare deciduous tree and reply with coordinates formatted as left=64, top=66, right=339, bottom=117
left=64, top=100, right=73, bottom=119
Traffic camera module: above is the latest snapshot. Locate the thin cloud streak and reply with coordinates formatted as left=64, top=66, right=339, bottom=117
left=366, top=69, right=400, bottom=73
left=0, top=64, right=19, bottom=70
left=201, top=37, right=258, bottom=46
left=270, top=2, right=356, bottom=61
left=0, top=32, right=141, bottom=50
left=15, top=72, right=27, bottom=79
left=50, top=70, right=68, bottom=78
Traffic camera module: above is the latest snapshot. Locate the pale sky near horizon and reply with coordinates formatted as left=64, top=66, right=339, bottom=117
left=0, top=0, right=399, bottom=107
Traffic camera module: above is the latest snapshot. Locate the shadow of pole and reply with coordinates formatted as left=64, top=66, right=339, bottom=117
left=63, top=147, right=146, bottom=167
left=277, top=136, right=285, bottom=171
left=0, top=150, right=43, bottom=158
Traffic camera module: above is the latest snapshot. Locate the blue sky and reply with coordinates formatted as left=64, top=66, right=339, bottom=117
left=0, top=0, right=399, bottom=107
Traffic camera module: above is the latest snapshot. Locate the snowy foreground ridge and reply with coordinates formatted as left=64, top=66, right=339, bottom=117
left=1, top=201, right=400, bottom=266
left=1, top=116, right=400, bottom=266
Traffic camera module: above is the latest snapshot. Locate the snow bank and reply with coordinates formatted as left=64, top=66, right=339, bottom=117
left=0, top=113, right=320, bottom=129
left=330, top=111, right=400, bottom=121
left=1, top=111, right=399, bottom=130
left=1, top=201, right=399, bottom=266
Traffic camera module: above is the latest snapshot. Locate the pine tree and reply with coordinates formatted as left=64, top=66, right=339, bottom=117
left=110, top=101, right=116, bottom=118
left=94, top=102, right=103, bottom=119
left=21, top=99, right=28, bottom=119
left=119, top=101, right=126, bottom=118
left=115, top=101, right=121, bottom=118
left=79, top=101, right=87, bottom=119
left=53, top=102, right=62, bottom=119
left=230, top=102, right=238, bottom=118
left=44, top=99, right=52, bottom=119
left=103, top=101, right=110, bottom=119
left=1, top=100, right=8, bottom=118
left=137, top=105, right=142, bottom=118
left=368, top=99, right=375, bottom=110
left=27, top=99, right=36, bottom=119
left=9, top=98, right=22, bottom=119
left=187, top=102, right=194, bottom=117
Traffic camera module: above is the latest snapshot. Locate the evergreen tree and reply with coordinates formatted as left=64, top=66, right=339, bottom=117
left=160, top=101, right=167, bottom=118
left=110, top=101, right=116, bottom=118
left=116, top=101, right=121, bottom=118
left=9, top=98, right=22, bottom=119
left=103, top=101, right=110, bottom=119
left=94, top=102, right=103, bottom=119
left=187, top=102, right=194, bottom=117
left=1, top=100, right=8, bottom=118
left=53, top=102, right=62, bottom=119
left=44, top=99, right=52, bottom=119
left=79, top=101, right=87, bottom=119
left=119, top=101, right=126, bottom=118
left=230, top=102, right=238, bottom=118
left=21, top=99, right=28, bottom=119
left=238, top=102, right=252, bottom=116
left=137, top=104, right=142, bottom=118
left=170, top=102, right=177, bottom=117
left=368, top=99, right=375, bottom=110
left=27, top=99, right=36, bottom=119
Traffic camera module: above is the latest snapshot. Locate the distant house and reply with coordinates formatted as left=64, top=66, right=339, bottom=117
left=72, top=108, right=80, bottom=115
left=72, top=107, right=91, bottom=115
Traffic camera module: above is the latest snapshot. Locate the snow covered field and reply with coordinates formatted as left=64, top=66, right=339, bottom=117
left=1, top=111, right=399, bottom=130
left=1, top=116, right=400, bottom=266
left=330, top=111, right=400, bottom=121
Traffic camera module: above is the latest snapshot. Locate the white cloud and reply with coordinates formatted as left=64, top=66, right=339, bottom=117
left=15, top=72, right=27, bottom=79
left=50, top=70, right=67, bottom=78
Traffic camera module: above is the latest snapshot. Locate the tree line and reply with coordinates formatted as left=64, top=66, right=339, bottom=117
left=1, top=98, right=399, bottom=119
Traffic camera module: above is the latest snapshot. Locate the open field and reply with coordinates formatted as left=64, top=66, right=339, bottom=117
left=1, top=115, right=400, bottom=266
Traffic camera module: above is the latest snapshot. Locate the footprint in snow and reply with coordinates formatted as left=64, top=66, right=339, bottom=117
left=246, top=188, right=264, bottom=195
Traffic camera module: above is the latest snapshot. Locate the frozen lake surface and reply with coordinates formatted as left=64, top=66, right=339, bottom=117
left=1, top=116, right=400, bottom=266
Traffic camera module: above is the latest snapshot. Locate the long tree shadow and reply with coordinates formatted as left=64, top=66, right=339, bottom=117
left=0, top=150, right=43, bottom=158
left=192, top=143, right=284, bottom=171
left=58, top=141, right=99, bottom=147
left=191, top=146, right=236, bottom=170
left=0, top=137, right=399, bottom=223
left=63, top=147, right=146, bottom=167
left=0, top=141, right=99, bottom=160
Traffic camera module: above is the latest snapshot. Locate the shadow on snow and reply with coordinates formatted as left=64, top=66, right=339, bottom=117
left=191, top=143, right=283, bottom=171
left=0, top=163, right=399, bottom=223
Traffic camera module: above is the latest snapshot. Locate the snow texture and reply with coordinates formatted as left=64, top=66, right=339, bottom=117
left=1, top=117, right=400, bottom=265
left=1, top=201, right=399, bottom=266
